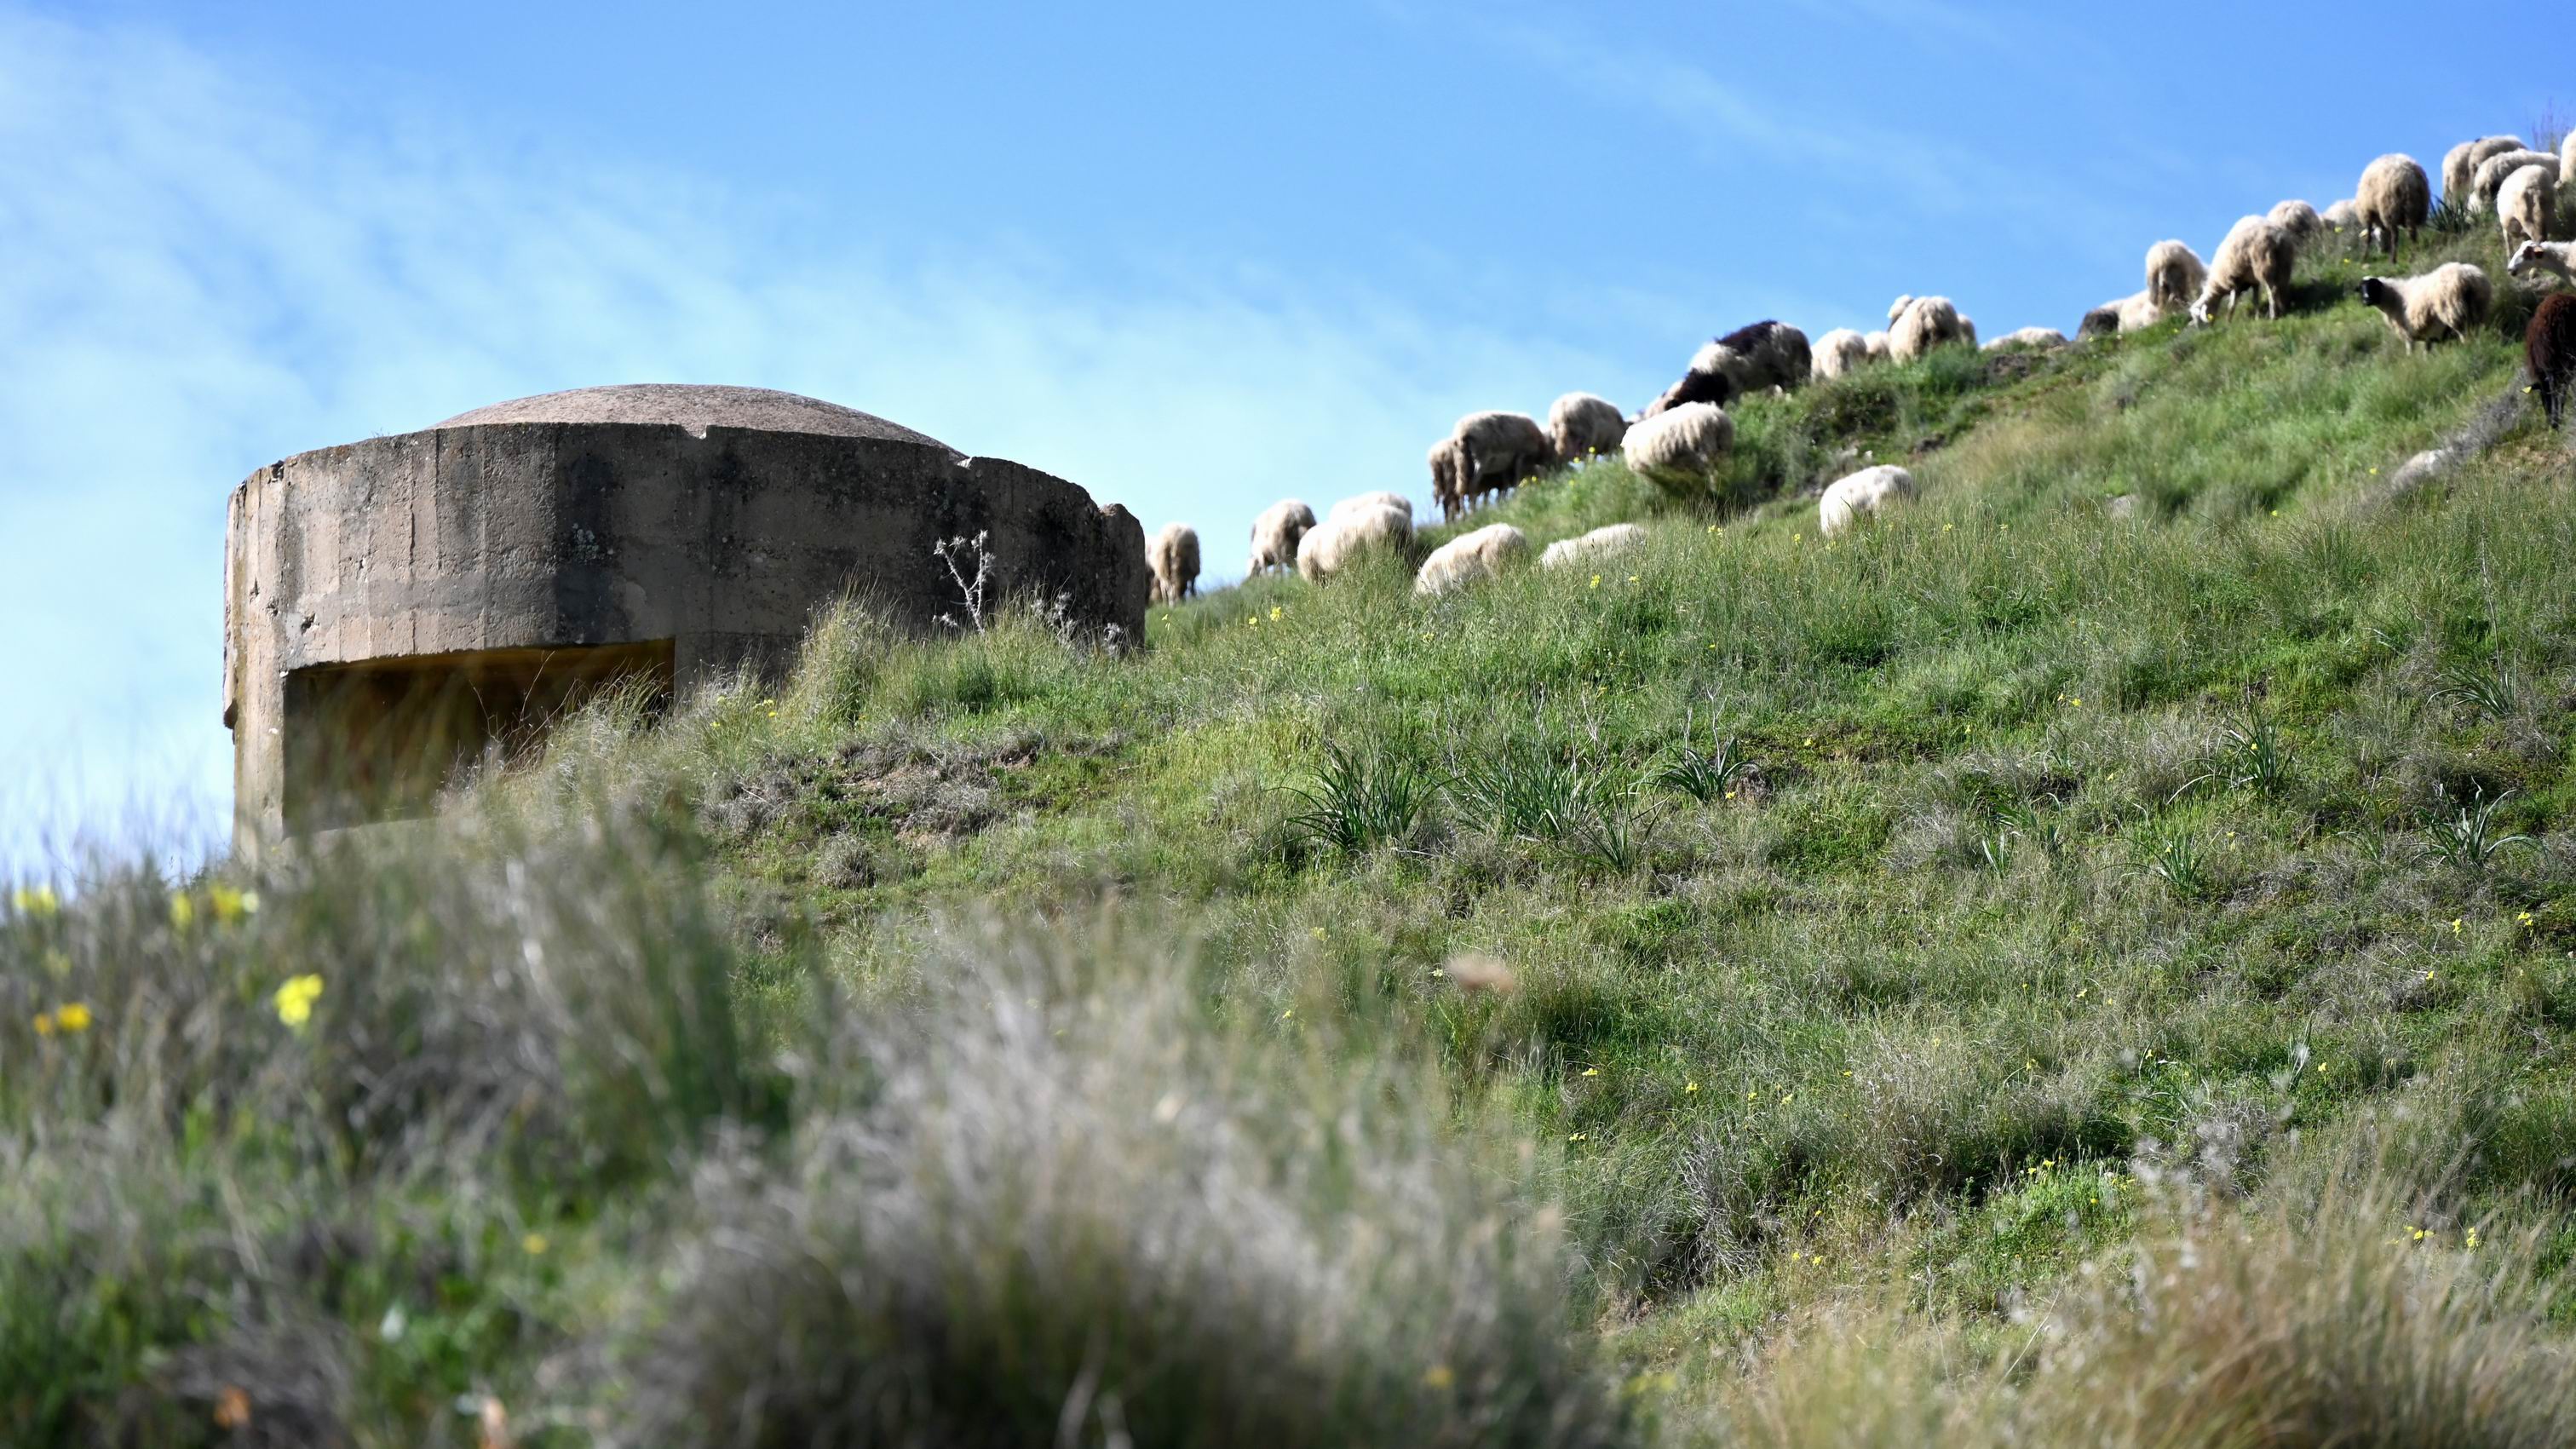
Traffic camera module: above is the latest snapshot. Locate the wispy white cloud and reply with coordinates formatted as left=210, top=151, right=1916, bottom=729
left=0, top=9, right=1630, bottom=874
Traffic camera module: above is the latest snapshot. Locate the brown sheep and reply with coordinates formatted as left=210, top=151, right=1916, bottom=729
left=2530, top=293, right=2576, bottom=430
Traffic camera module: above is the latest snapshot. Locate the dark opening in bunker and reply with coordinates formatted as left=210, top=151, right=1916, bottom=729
left=281, top=640, right=675, bottom=832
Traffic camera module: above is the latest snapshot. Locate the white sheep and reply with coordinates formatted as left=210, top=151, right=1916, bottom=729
left=1863, top=331, right=1892, bottom=363
left=1983, top=326, right=2067, bottom=351
left=2320, top=198, right=2358, bottom=233
left=1246, top=498, right=1315, bottom=577
left=2189, top=216, right=2295, bottom=324
left=1811, top=328, right=1872, bottom=379
left=2144, top=240, right=2208, bottom=313
left=1621, top=402, right=1734, bottom=492
left=2564, top=131, right=2576, bottom=187
left=1297, top=501, right=1412, bottom=583
left=1148, top=522, right=1201, bottom=604
left=1887, top=295, right=1915, bottom=324
left=1413, top=523, right=1530, bottom=596
left=2498, top=163, right=2556, bottom=248
left=1889, top=296, right=1971, bottom=361
left=1332, top=491, right=1412, bottom=522
left=1539, top=522, right=1649, bottom=571
left=1442, top=411, right=1552, bottom=518
left=1817, top=464, right=1916, bottom=537
left=2354, top=153, right=2429, bottom=261
left=2470, top=150, right=2558, bottom=213
left=1547, top=392, right=1627, bottom=465
left=2444, top=135, right=2526, bottom=205
left=2356, top=262, right=2493, bottom=352
left=2509, top=240, right=2576, bottom=285
left=2266, top=200, right=2325, bottom=246
left=1427, top=440, right=1463, bottom=520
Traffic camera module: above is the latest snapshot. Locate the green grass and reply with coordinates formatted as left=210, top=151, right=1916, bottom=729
left=9, top=215, right=2576, bottom=1443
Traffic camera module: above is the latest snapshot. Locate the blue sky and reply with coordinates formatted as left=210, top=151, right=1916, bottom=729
left=1, top=0, right=2566, bottom=874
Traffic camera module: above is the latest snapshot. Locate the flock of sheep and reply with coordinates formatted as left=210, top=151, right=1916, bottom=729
left=1139, top=130, right=2576, bottom=608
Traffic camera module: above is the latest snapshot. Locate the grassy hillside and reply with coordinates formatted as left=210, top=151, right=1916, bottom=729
left=9, top=216, right=2576, bottom=1445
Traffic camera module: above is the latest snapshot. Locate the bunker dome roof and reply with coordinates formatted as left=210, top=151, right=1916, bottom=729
left=430, top=384, right=951, bottom=449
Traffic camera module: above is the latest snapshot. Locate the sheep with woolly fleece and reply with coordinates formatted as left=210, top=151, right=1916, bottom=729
left=1812, top=328, right=1872, bottom=379
left=2320, top=198, right=2358, bottom=233
left=2354, top=153, right=2429, bottom=261
left=1332, top=490, right=1412, bottom=522
left=2444, top=136, right=2526, bottom=205
left=2528, top=293, right=2576, bottom=430
left=2564, top=132, right=2576, bottom=187
left=2355, top=262, right=2493, bottom=352
left=2509, top=240, right=2576, bottom=285
left=1887, top=295, right=1915, bottom=324
left=2079, top=292, right=2163, bottom=340
left=1540, top=523, right=1648, bottom=571
left=1148, top=522, right=1201, bottom=604
left=1983, top=326, right=2067, bottom=351
left=1246, top=498, right=1315, bottom=577
left=1297, top=501, right=1412, bottom=583
left=1427, top=440, right=1463, bottom=520
left=2267, top=200, right=2324, bottom=246
left=1621, top=402, right=1734, bottom=495
left=2498, top=164, right=2556, bottom=247
left=1432, top=410, right=1545, bottom=515
left=2077, top=302, right=2121, bottom=340
left=1695, top=322, right=1812, bottom=395
left=1817, top=464, right=1915, bottom=537
left=2145, top=240, right=2207, bottom=313
left=1863, top=331, right=1891, bottom=363
left=2470, top=150, right=2558, bottom=213
left=2189, top=216, right=2295, bottom=324
left=1889, top=296, right=1971, bottom=361
left=1413, top=523, right=1529, bottom=596
left=1636, top=358, right=1735, bottom=420
left=1548, top=392, right=1627, bottom=465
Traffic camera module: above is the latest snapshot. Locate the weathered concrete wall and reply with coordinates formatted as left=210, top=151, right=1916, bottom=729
left=226, top=386, right=1148, bottom=848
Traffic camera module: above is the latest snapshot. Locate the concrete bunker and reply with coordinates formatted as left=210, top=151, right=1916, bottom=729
left=226, top=383, right=1148, bottom=849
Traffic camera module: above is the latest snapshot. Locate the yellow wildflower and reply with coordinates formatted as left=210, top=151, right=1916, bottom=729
left=32, top=1011, right=54, bottom=1037
left=522, top=1233, right=549, bottom=1256
left=11, top=885, right=60, bottom=917
left=1423, top=1364, right=1454, bottom=1389
left=1580, top=1067, right=1600, bottom=1078
left=273, top=974, right=325, bottom=1029
left=1269, top=606, right=1283, bottom=621
left=209, top=884, right=256, bottom=924
left=54, top=1003, right=91, bottom=1033
left=1685, top=1079, right=1699, bottom=1093
left=1589, top=574, right=1601, bottom=589
left=170, top=892, right=194, bottom=930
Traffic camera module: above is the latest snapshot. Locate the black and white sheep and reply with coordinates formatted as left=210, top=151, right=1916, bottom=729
left=1811, top=327, right=1873, bottom=380
left=2266, top=200, right=2325, bottom=246
left=2079, top=291, right=2162, bottom=340
left=1889, top=296, right=1971, bottom=361
left=1622, top=402, right=1734, bottom=492
left=2509, top=240, right=2576, bottom=285
left=2443, top=136, right=2526, bottom=206
left=2356, top=262, right=2493, bottom=352
left=2498, top=164, right=2556, bottom=248
left=2145, top=240, right=2208, bottom=314
left=1702, top=322, right=1813, bottom=394
left=2189, top=216, right=2296, bottom=324
left=2528, top=293, right=2576, bottom=429
left=1818, top=464, right=1916, bottom=537
left=1246, top=499, right=1316, bottom=577
left=2355, top=154, right=2430, bottom=261
left=1547, top=393, right=1627, bottom=465
left=1148, top=523, right=1200, bottom=604
left=1414, top=523, right=1530, bottom=596
left=2470, top=150, right=2559, bottom=214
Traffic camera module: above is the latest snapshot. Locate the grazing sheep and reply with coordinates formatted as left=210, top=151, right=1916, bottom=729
left=2320, top=198, right=2358, bottom=233
left=2565, top=132, right=2576, bottom=187
left=1983, top=326, right=2067, bottom=351
left=1958, top=315, right=1979, bottom=348
left=2509, top=239, right=2576, bottom=285
left=1539, top=522, right=1649, bottom=570
left=2267, top=199, right=2325, bottom=245
left=2444, top=135, right=2526, bottom=204
left=2498, top=163, right=2556, bottom=247
left=1296, top=501, right=1412, bottom=583
left=1817, top=464, right=1916, bottom=537
left=2145, top=240, right=2209, bottom=313
left=1863, top=331, right=1892, bottom=363
left=2528, top=293, right=2576, bottom=429
left=1621, top=401, right=1734, bottom=493
left=1548, top=392, right=1627, bottom=465
left=2079, top=292, right=2161, bottom=340
left=2470, top=150, right=2559, bottom=213
left=1246, top=498, right=1315, bottom=577
left=2356, top=262, right=2493, bottom=352
left=1812, top=327, right=1873, bottom=379
left=2355, top=153, right=2431, bottom=261
left=1636, top=359, right=1736, bottom=420
left=1331, top=491, right=1412, bottom=522
left=2077, top=302, right=2121, bottom=340
left=1413, top=523, right=1530, bottom=596
left=1699, top=322, right=1813, bottom=394
left=1458, top=411, right=1552, bottom=510
left=1889, top=296, right=1971, bottom=361
left=1427, top=439, right=1464, bottom=520
left=2188, top=216, right=2295, bottom=324
left=1148, top=522, right=1200, bottom=604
